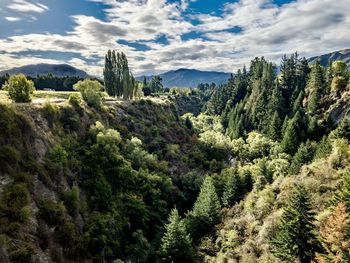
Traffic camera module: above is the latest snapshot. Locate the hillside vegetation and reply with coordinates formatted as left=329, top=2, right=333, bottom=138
left=1, top=52, right=350, bottom=263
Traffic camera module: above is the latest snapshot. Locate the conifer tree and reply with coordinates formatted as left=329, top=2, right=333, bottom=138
left=307, top=60, right=325, bottom=116
left=186, top=176, right=221, bottom=242
left=314, top=135, right=332, bottom=160
left=289, top=140, right=316, bottom=175
left=268, top=112, right=282, bottom=141
left=320, top=202, right=350, bottom=263
left=281, top=110, right=305, bottom=155
left=271, top=184, right=321, bottom=263
left=332, top=172, right=350, bottom=210
left=222, top=168, right=240, bottom=207
left=160, top=208, right=196, bottom=263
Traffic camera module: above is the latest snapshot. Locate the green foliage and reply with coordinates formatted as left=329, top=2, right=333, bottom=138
left=314, top=135, right=332, bottom=160
left=49, top=144, right=68, bottom=165
left=150, top=75, right=164, bottom=94
left=42, top=101, right=60, bottom=127
left=289, top=140, right=316, bottom=174
left=330, top=118, right=350, bottom=141
left=103, top=50, right=138, bottom=99
left=186, top=176, right=221, bottom=242
left=74, top=79, right=105, bottom=109
left=332, top=171, right=350, bottom=210
left=222, top=167, right=240, bottom=207
left=271, top=184, right=321, bottom=262
left=38, top=200, right=65, bottom=226
left=68, top=93, right=82, bottom=108
left=63, top=186, right=80, bottom=215
left=160, top=208, right=196, bottom=263
left=2, top=74, right=35, bottom=102
left=0, top=183, right=29, bottom=221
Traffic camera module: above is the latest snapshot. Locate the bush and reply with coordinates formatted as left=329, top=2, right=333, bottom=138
left=68, top=93, right=82, bottom=108
left=38, top=200, right=65, bottom=226
left=2, top=74, right=35, bottom=102
left=0, top=183, right=29, bottom=219
left=49, top=144, right=68, bottom=165
left=74, top=79, right=105, bottom=109
left=42, top=102, right=60, bottom=127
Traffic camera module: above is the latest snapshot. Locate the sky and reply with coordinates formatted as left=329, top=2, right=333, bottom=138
left=0, top=0, right=349, bottom=77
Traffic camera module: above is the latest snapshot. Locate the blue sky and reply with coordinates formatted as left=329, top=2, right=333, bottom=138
left=0, top=0, right=349, bottom=76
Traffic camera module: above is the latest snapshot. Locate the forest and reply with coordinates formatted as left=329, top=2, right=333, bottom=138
left=0, top=51, right=350, bottom=263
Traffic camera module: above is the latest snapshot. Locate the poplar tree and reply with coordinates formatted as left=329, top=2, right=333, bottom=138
left=103, top=50, right=116, bottom=96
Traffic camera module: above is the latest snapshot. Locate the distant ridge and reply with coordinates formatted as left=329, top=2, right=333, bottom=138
left=0, top=63, right=89, bottom=78
left=137, top=68, right=231, bottom=88
left=308, top=49, right=350, bottom=68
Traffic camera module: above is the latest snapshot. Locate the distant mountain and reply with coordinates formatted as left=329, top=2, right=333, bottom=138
left=308, top=49, right=350, bottom=68
left=0, top=63, right=89, bottom=78
left=137, top=68, right=231, bottom=88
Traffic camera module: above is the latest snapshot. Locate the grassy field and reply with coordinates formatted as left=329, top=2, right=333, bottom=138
left=0, top=90, right=78, bottom=104
left=0, top=90, right=167, bottom=105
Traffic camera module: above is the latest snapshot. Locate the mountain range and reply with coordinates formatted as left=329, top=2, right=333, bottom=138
left=308, top=49, right=350, bottom=67
left=0, top=63, right=89, bottom=78
left=136, top=68, right=231, bottom=88
left=1, top=49, right=350, bottom=88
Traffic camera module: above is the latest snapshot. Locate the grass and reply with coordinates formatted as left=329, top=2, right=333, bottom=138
left=0, top=90, right=167, bottom=105
left=0, top=90, right=78, bottom=104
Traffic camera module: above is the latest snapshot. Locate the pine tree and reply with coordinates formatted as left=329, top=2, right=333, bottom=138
left=307, top=60, right=325, bottom=116
left=289, top=140, right=316, bottom=175
left=222, top=168, right=240, bottom=207
left=281, top=118, right=299, bottom=155
left=331, top=172, right=350, bottom=210
left=240, top=170, right=253, bottom=194
left=281, top=110, right=305, bottom=155
left=268, top=111, right=282, bottom=141
left=320, top=202, right=350, bottom=263
left=314, top=136, right=332, bottom=160
left=271, top=184, right=321, bottom=263
left=186, top=176, right=221, bottom=242
left=160, top=208, right=196, bottom=263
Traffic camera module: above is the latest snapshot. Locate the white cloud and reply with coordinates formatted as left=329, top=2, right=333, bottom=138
left=4, top=16, right=22, bottom=22
left=1, top=0, right=350, bottom=76
left=7, top=0, right=49, bottom=13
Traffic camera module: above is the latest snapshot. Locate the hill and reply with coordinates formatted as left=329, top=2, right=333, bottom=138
left=0, top=63, right=89, bottom=78
left=308, top=48, right=350, bottom=67
left=137, top=68, right=231, bottom=88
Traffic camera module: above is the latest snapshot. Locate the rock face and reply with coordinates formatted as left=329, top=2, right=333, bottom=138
left=327, top=91, right=350, bottom=126
left=308, top=49, right=350, bottom=68
left=0, top=63, right=89, bottom=78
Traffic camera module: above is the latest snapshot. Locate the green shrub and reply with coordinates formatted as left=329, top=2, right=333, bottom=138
left=55, top=222, right=76, bottom=247
left=13, top=172, right=34, bottom=187
left=0, top=145, right=20, bottom=173
left=0, top=183, right=29, bottom=219
left=59, top=106, right=81, bottom=131
left=74, top=79, right=105, bottom=109
left=9, top=243, right=34, bottom=263
left=2, top=74, right=35, bottom=102
left=68, top=93, right=82, bottom=108
left=63, top=186, right=79, bottom=215
left=49, top=144, right=68, bottom=165
left=38, top=200, right=65, bottom=226
left=42, top=102, right=60, bottom=127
